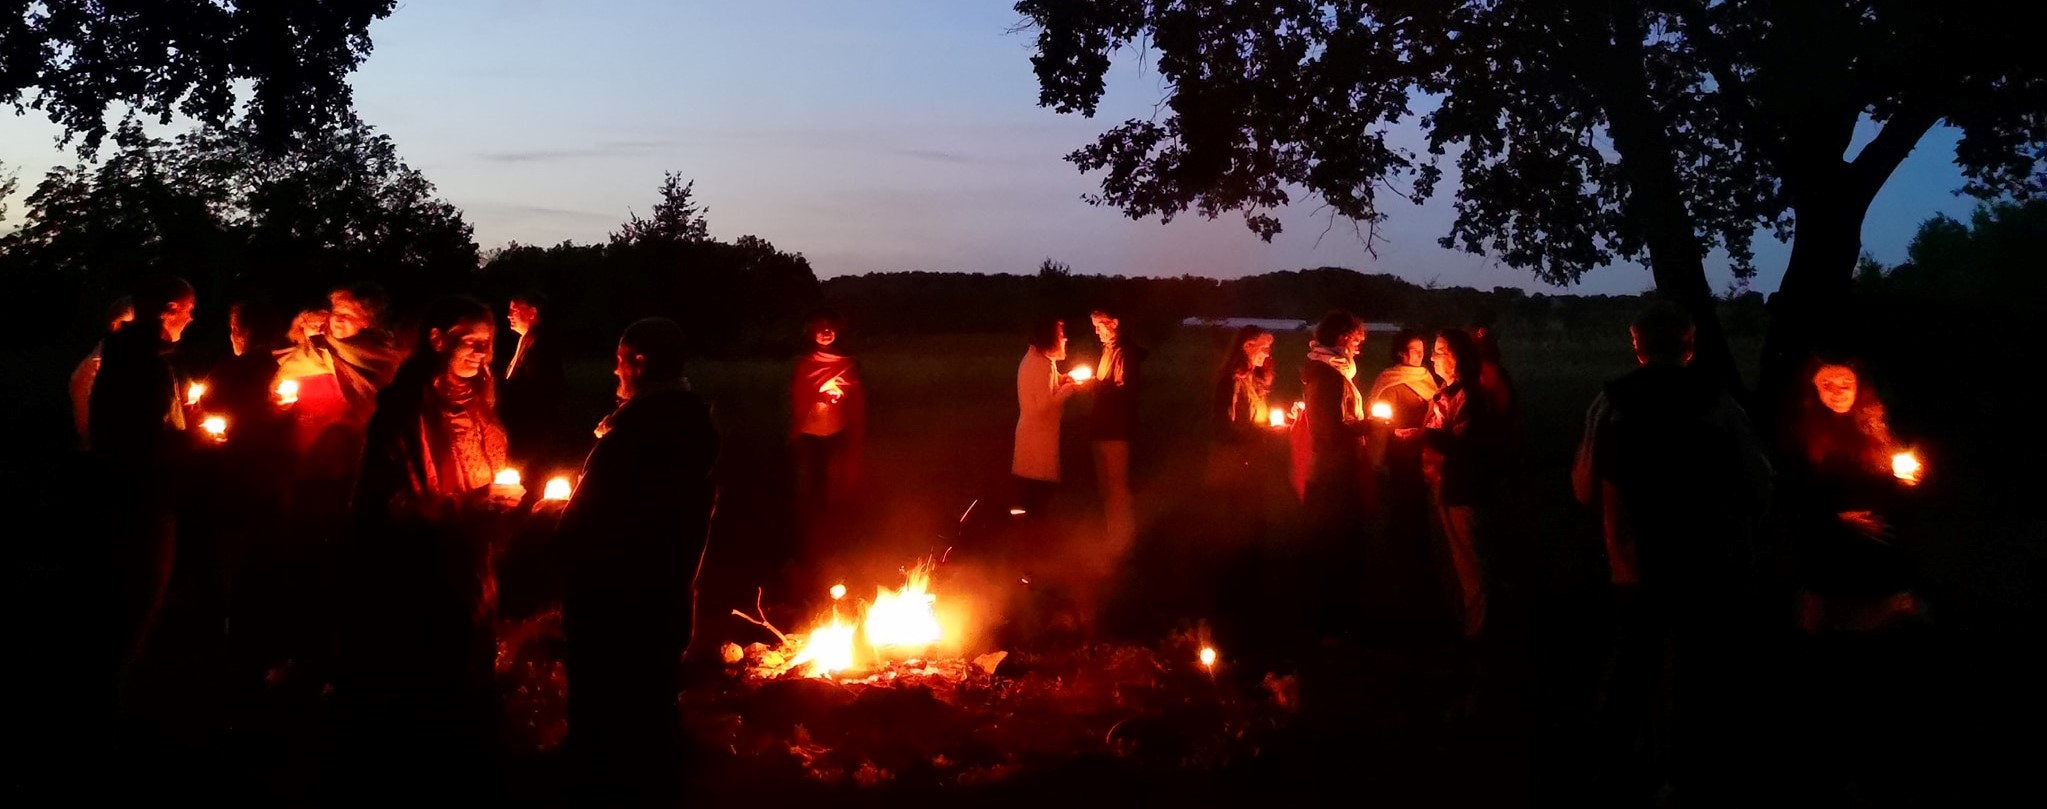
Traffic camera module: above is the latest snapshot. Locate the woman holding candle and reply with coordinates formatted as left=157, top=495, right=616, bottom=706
left=334, top=295, right=522, bottom=801
left=1366, top=328, right=1442, bottom=626
left=1775, top=354, right=1933, bottom=803
left=1289, top=312, right=1373, bottom=629
left=1400, top=329, right=1497, bottom=639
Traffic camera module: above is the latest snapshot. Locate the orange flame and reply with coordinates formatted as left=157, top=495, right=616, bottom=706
left=1267, top=409, right=1288, bottom=428
left=494, top=469, right=521, bottom=487
left=185, top=382, right=206, bottom=406
left=789, top=611, right=856, bottom=678
left=276, top=379, right=300, bottom=405
left=1199, top=646, right=1217, bottom=668
left=1891, top=451, right=1922, bottom=485
left=541, top=476, right=572, bottom=501
left=200, top=415, right=228, bottom=441
left=1370, top=401, right=1393, bottom=421
left=830, top=584, right=847, bottom=601
left=1067, top=366, right=1093, bottom=383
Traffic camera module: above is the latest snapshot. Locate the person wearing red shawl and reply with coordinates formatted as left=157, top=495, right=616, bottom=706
left=332, top=296, right=523, bottom=803
left=788, top=310, right=866, bottom=589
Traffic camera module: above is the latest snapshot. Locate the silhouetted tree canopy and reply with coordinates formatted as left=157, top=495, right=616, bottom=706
left=612, top=172, right=711, bottom=246
left=1858, top=200, right=2047, bottom=308
left=0, top=117, right=477, bottom=344
left=2, top=1, right=398, bottom=156
left=1015, top=0, right=2047, bottom=392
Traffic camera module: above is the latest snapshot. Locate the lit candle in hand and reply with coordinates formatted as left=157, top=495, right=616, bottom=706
left=1067, top=366, right=1093, bottom=383
left=276, top=379, right=299, bottom=406
left=541, top=476, right=572, bottom=501
left=186, top=382, right=206, bottom=406
left=1891, top=451, right=1923, bottom=485
left=1267, top=409, right=1288, bottom=428
left=494, top=469, right=521, bottom=487
left=200, top=415, right=228, bottom=443
left=1370, top=401, right=1393, bottom=421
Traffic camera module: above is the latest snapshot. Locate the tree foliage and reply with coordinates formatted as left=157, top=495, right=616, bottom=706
left=611, top=171, right=711, bottom=246
left=2, top=1, right=398, bottom=156
left=1859, top=200, right=2047, bottom=307
left=0, top=117, right=477, bottom=344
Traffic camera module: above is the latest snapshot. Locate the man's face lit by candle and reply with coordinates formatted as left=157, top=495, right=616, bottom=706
left=327, top=292, right=370, bottom=341
left=507, top=299, right=537, bottom=337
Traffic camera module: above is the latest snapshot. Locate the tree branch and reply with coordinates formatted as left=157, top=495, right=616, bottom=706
left=1849, top=108, right=1940, bottom=199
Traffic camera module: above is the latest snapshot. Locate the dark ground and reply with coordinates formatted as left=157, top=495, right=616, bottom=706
left=5, top=323, right=2042, bottom=805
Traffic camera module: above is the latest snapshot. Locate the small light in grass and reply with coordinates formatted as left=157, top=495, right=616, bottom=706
left=1199, top=647, right=1217, bottom=668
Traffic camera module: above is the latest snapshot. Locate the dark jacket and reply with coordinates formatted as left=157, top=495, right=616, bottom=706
left=499, top=325, right=571, bottom=469
left=89, top=327, right=187, bottom=464
left=555, top=384, right=718, bottom=656
left=1421, top=380, right=1500, bottom=507
left=1089, top=342, right=1148, bottom=442
left=1777, top=409, right=1914, bottom=599
left=1292, top=360, right=1368, bottom=499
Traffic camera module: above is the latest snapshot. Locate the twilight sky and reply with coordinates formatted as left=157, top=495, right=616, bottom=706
left=0, top=1, right=1984, bottom=295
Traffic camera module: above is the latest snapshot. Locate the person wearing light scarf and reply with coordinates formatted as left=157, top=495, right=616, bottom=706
left=1290, top=312, right=1370, bottom=503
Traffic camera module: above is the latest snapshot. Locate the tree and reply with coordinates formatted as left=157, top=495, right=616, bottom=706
left=611, top=172, right=711, bottom=246
left=2, top=1, right=398, bottom=156
left=1879, top=200, right=2047, bottom=307
left=1014, top=1, right=2047, bottom=392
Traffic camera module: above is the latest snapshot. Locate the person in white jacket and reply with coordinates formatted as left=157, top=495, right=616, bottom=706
left=1012, top=316, right=1088, bottom=514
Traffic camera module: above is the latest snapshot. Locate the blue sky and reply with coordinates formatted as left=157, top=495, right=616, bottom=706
left=0, top=0, right=1984, bottom=295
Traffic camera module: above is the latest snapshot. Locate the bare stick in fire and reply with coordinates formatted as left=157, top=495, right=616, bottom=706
left=729, top=587, right=791, bottom=646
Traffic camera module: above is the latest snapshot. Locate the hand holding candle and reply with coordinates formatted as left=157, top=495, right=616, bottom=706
left=1370, top=400, right=1393, bottom=421
left=276, top=378, right=300, bottom=406
left=488, top=468, right=525, bottom=509
left=1067, top=365, right=1094, bottom=384
left=186, top=382, right=206, bottom=406
left=819, top=376, right=845, bottom=405
left=1891, top=450, right=1923, bottom=486
left=199, top=415, right=228, bottom=443
left=1267, top=408, right=1288, bottom=428
left=541, top=476, right=573, bottom=501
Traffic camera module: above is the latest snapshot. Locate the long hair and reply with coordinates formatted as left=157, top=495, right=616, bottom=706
left=1790, top=354, right=1893, bottom=468
left=388, top=295, right=497, bottom=409
left=1436, top=328, right=1482, bottom=384
left=1220, top=325, right=1269, bottom=380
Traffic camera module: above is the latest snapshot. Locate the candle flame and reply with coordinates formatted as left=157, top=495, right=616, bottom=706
left=1292, top=400, right=1305, bottom=416
left=830, top=584, right=847, bottom=601
left=1199, top=647, right=1217, bottom=668
left=1891, top=451, right=1922, bottom=484
left=1267, top=409, right=1288, bottom=428
left=200, top=415, right=227, bottom=440
left=185, top=382, right=206, bottom=406
left=276, top=378, right=299, bottom=405
left=541, top=476, right=572, bottom=501
left=1008, top=507, right=1027, bottom=517
left=1067, top=366, right=1093, bottom=382
left=1370, top=401, right=1393, bottom=420
left=494, top=469, right=521, bottom=487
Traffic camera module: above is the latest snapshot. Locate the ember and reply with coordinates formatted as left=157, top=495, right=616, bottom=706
left=1892, top=451, right=1923, bottom=485
left=275, top=378, right=300, bottom=405
left=541, top=476, right=572, bottom=501
left=185, top=382, right=206, bottom=406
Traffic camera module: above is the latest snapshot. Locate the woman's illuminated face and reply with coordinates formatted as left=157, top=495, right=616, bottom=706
left=1812, top=364, right=1858, bottom=415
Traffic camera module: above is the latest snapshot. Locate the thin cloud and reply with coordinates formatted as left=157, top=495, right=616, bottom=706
left=474, top=139, right=679, bottom=164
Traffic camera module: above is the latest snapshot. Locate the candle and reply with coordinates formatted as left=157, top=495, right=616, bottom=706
left=819, top=377, right=845, bottom=404
left=200, top=415, right=228, bottom=442
left=185, top=382, right=206, bottom=406
left=1199, top=646, right=1217, bottom=669
left=1891, top=451, right=1922, bottom=485
left=1067, top=366, right=1093, bottom=383
left=276, top=378, right=300, bottom=405
left=1370, top=401, right=1393, bottom=421
left=830, top=584, right=847, bottom=601
left=494, top=469, right=521, bottom=487
left=1267, top=409, right=1288, bottom=428
left=541, top=476, right=572, bottom=501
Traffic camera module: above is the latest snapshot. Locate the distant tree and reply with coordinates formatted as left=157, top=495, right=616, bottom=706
left=1881, top=200, right=2047, bottom=307
left=611, top=172, right=711, bottom=245
left=1854, top=252, right=1889, bottom=290
left=2, top=1, right=398, bottom=156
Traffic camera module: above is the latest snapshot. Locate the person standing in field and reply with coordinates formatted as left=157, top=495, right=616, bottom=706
left=549, top=317, right=718, bottom=806
left=1087, top=305, right=1147, bottom=573
left=1367, top=328, right=1441, bottom=625
left=1210, top=324, right=1277, bottom=482
left=1401, top=329, right=1499, bottom=640
left=788, top=310, right=867, bottom=590
left=498, top=291, right=572, bottom=480
left=1572, top=301, right=1773, bottom=806
left=1013, top=316, right=1087, bottom=515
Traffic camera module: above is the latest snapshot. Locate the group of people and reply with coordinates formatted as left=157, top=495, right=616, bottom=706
left=72, top=274, right=1928, bottom=804
left=76, top=277, right=714, bottom=803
